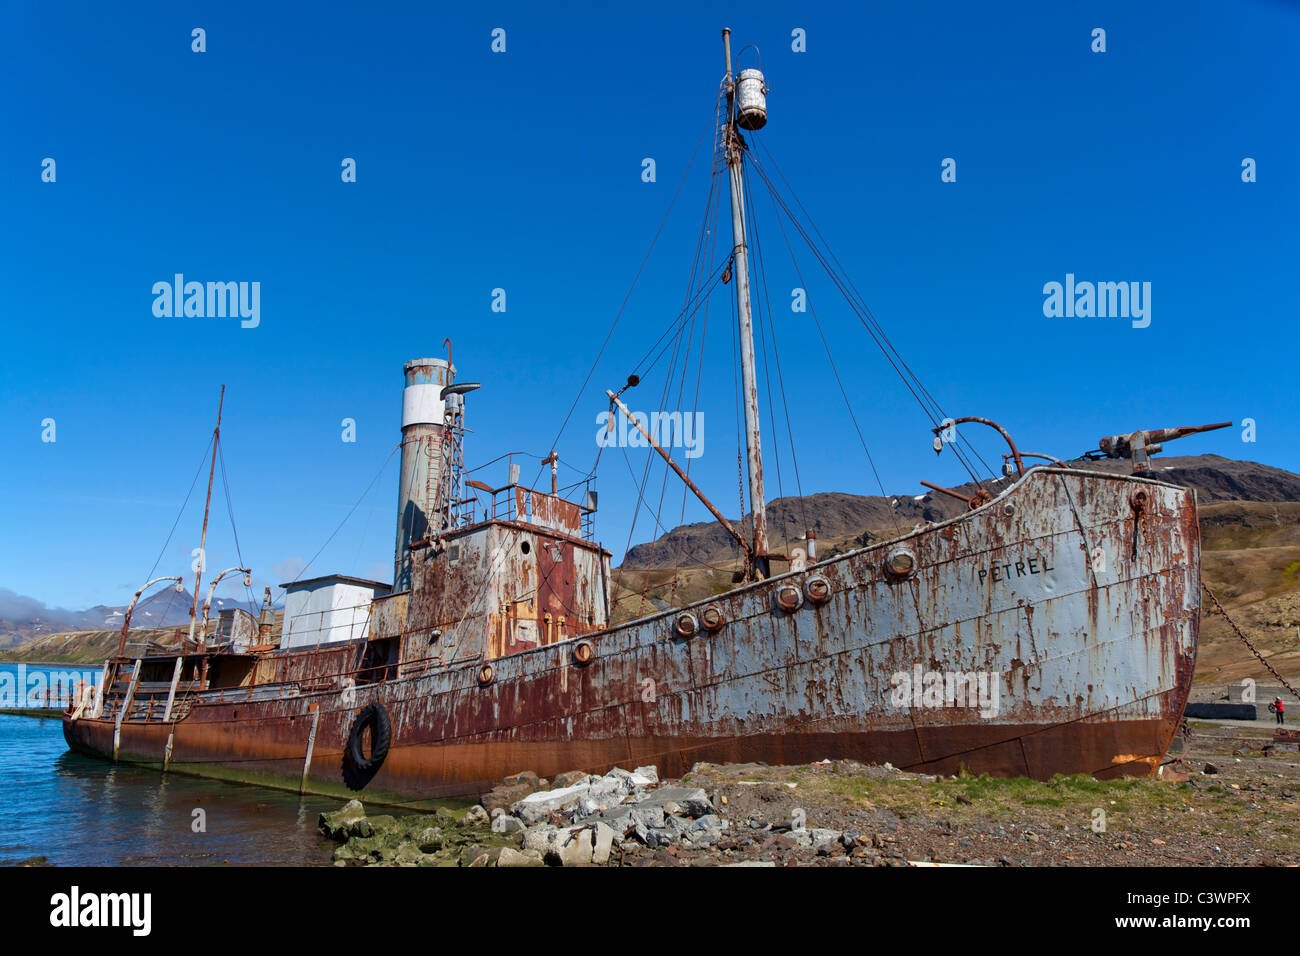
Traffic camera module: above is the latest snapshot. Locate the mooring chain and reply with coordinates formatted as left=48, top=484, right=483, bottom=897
left=1202, top=579, right=1300, bottom=703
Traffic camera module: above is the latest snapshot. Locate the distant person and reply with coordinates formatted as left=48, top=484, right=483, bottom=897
left=1274, top=698, right=1286, bottom=725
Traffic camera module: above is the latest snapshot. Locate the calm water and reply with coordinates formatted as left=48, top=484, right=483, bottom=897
left=0, top=665, right=340, bottom=866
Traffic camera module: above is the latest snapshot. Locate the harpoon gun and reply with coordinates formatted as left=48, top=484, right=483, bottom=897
left=1091, top=421, right=1232, bottom=475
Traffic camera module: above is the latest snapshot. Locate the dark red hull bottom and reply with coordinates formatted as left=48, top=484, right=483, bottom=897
left=65, top=704, right=1181, bottom=805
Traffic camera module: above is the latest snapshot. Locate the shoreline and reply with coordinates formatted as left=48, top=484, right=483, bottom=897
left=0, top=659, right=103, bottom=669
left=0, top=708, right=63, bottom=720
left=320, top=731, right=1300, bottom=867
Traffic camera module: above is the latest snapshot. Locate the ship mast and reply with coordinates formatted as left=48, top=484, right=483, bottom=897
left=188, top=385, right=224, bottom=649
left=722, top=28, right=769, bottom=580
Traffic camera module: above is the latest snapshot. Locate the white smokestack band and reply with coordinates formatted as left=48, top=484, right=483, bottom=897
left=402, top=383, right=446, bottom=427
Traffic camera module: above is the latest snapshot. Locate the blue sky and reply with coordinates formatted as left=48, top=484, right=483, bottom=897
left=1, top=0, right=1297, bottom=612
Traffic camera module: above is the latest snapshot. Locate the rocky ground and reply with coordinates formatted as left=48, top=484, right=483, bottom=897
left=317, top=721, right=1300, bottom=867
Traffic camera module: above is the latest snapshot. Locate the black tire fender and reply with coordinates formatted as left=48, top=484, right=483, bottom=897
left=345, top=702, right=392, bottom=775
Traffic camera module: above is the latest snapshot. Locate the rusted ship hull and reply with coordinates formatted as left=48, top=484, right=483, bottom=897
left=64, top=468, right=1199, bottom=802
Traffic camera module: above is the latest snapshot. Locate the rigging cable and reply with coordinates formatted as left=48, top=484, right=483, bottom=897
left=764, top=171, right=907, bottom=540
left=747, top=145, right=991, bottom=485
left=669, top=173, right=724, bottom=599
left=215, top=436, right=261, bottom=615
left=750, top=138, right=1000, bottom=483
left=646, top=146, right=720, bottom=583
left=139, top=433, right=215, bottom=632
left=743, top=153, right=809, bottom=549
left=542, top=93, right=723, bottom=483
left=746, top=183, right=788, bottom=550
left=289, top=444, right=400, bottom=590
left=614, top=102, right=728, bottom=607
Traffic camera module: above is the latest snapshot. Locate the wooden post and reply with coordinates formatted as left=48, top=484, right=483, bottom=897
left=113, top=660, right=142, bottom=762
left=92, top=661, right=110, bottom=718
left=162, top=656, right=184, bottom=722
left=300, top=706, right=321, bottom=794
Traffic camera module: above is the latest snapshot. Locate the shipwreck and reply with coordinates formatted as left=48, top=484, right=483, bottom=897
left=64, top=30, right=1222, bottom=802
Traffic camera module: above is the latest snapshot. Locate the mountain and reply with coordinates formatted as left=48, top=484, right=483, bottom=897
left=0, top=587, right=243, bottom=651
left=2, top=608, right=286, bottom=665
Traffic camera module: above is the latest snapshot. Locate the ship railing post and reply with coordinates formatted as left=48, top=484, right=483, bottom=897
left=70, top=682, right=88, bottom=721
left=113, top=660, right=142, bottom=762
left=92, top=662, right=109, bottom=719
left=163, top=656, right=184, bottom=722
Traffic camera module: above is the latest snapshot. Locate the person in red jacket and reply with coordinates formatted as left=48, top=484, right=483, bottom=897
left=1275, top=698, right=1286, bottom=725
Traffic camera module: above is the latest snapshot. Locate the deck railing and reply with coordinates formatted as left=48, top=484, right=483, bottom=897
left=280, top=600, right=374, bottom=651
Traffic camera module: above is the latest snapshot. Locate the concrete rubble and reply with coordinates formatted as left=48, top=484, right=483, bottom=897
left=318, top=746, right=1300, bottom=866
left=318, top=761, right=867, bottom=867
left=502, top=767, right=733, bottom=862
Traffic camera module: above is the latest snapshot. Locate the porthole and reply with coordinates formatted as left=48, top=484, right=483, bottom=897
left=805, top=575, right=831, bottom=604
left=773, top=584, right=803, bottom=613
left=885, top=547, right=917, bottom=578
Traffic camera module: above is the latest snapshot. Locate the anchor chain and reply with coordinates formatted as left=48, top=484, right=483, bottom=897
left=1202, top=579, right=1300, bottom=703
